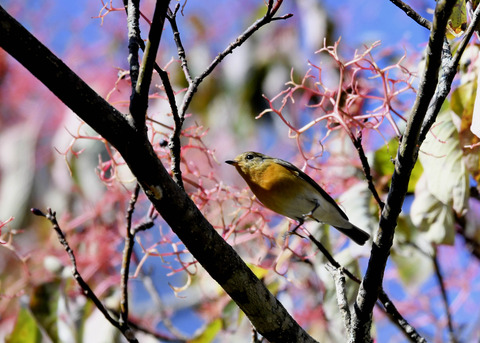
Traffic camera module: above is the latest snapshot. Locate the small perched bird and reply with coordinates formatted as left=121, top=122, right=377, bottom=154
left=226, top=151, right=370, bottom=245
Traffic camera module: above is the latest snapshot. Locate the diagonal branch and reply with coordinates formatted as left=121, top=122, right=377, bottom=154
left=388, top=0, right=432, bottom=30
left=432, top=249, right=457, bottom=343
left=353, top=132, right=384, bottom=210
left=0, top=6, right=316, bottom=343
left=351, top=1, right=457, bottom=341
left=119, top=183, right=141, bottom=326
left=419, top=3, right=480, bottom=145
left=176, top=0, right=292, bottom=120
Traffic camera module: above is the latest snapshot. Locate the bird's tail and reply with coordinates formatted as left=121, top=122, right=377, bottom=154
left=334, top=223, right=370, bottom=245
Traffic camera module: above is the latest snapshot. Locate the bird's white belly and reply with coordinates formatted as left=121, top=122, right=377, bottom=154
left=281, top=194, right=349, bottom=228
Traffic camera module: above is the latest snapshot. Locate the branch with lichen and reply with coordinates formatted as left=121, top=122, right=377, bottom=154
left=300, top=227, right=426, bottom=342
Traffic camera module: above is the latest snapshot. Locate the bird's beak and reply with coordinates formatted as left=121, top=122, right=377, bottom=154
left=225, top=160, right=237, bottom=165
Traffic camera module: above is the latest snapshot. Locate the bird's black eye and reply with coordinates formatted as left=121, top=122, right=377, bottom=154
left=245, top=154, right=254, bottom=160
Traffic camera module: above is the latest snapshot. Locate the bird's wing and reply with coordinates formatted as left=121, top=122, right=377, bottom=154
left=272, top=157, right=349, bottom=220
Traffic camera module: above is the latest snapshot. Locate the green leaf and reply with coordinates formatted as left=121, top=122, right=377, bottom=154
left=418, top=109, right=469, bottom=215
left=246, top=263, right=269, bottom=280
left=446, top=0, right=467, bottom=39
left=374, top=138, right=423, bottom=193
left=452, top=68, right=480, bottom=184
left=28, top=281, right=61, bottom=343
left=410, top=175, right=456, bottom=245
left=373, top=138, right=398, bottom=177
left=190, top=319, right=222, bottom=343
left=6, top=307, right=42, bottom=343
left=391, top=244, right=432, bottom=287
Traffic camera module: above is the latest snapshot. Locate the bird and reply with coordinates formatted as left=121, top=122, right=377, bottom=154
left=225, top=151, right=370, bottom=245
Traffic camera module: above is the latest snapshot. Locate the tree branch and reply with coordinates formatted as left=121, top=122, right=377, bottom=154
left=31, top=208, right=139, bottom=343
left=167, top=4, right=193, bottom=85
left=119, top=183, right=141, bottom=326
left=326, top=264, right=352, bottom=337
left=377, top=291, right=427, bottom=343
left=0, top=6, right=315, bottom=342
left=176, top=0, right=292, bottom=120
left=126, top=0, right=142, bottom=127
left=165, top=5, right=190, bottom=188
left=130, top=0, right=171, bottom=131
left=388, top=0, right=432, bottom=30
left=304, top=230, right=426, bottom=342
left=353, top=132, right=384, bottom=210
left=120, top=2, right=184, bottom=188
left=432, top=249, right=457, bottom=343
left=164, top=0, right=293, bottom=190
left=351, top=1, right=457, bottom=340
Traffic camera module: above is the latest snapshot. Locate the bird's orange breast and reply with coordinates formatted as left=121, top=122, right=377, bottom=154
left=241, top=162, right=311, bottom=216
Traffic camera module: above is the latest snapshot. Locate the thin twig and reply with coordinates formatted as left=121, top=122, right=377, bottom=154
left=132, top=249, right=190, bottom=340
left=353, top=131, right=385, bottom=210
left=108, top=306, right=186, bottom=342
left=377, top=291, right=427, bottom=343
left=164, top=0, right=292, bottom=188
left=121, top=316, right=186, bottom=342
left=176, top=0, right=292, bottom=119
left=432, top=248, right=458, bottom=343
left=388, top=0, right=432, bottom=30
left=163, top=4, right=191, bottom=188
left=120, top=183, right=141, bottom=326
left=31, top=208, right=139, bottom=343
left=302, top=230, right=426, bottom=343
left=167, top=4, right=193, bottom=85
left=123, top=193, right=180, bottom=340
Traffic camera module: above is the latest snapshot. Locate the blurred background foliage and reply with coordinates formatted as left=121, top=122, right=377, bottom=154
left=1, top=0, right=480, bottom=342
